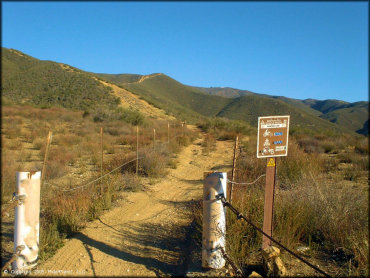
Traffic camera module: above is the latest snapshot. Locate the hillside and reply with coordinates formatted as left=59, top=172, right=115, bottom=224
left=97, top=73, right=355, bottom=135
left=196, top=87, right=368, bottom=135
left=1, top=48, right=119, bottom=112
left=1, top=48, right=173, bottom=122
left=216, top=95, right=348, bottom=134
left=190, top=86, right=256, bottom=98
left=303, top=99, right=369, bottom=135
left=2, top=47, right=366, bottom=136
left=97, top=73, right=232, bottom=121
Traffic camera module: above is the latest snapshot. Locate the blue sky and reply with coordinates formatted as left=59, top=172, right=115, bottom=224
left=2, top=2, right=368, bottom=102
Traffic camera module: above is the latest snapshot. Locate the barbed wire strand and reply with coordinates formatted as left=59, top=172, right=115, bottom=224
left=216, top=194, right=332, bottom=278
left=227, top=174, right=266, bottom=185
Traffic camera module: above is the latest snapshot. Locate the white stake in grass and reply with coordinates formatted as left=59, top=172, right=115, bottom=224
left=202, top=172, right=227, bottom=269
left=13, top=171, right=41, bottom=271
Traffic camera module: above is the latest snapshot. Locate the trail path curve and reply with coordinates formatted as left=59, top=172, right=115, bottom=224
left=35, top=128, right=234, bottom=276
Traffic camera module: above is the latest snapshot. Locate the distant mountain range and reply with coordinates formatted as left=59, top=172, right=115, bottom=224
left=2, top=47, right=368, bottom=135
left=191, top=87, right=369, bottom=135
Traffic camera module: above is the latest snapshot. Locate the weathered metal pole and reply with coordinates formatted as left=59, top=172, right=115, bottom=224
left=136, top=126, right=139, bottom=175
left=41, top=131, right=52, bottom=186
left=100, top=127, right=103, bottom=195
left=13, top=171, right=41, bottom=271
left=153, top=128, right=156, bottom=148
left=229, top=136, right=238, bottom=204
left=262, top=157, right=277, bottom=249
left=167, top=122, right=170, bottom=143
left=202, top=172, right=227, bottom=269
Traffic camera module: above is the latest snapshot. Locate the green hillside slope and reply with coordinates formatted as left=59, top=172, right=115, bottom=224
left=303, top=99, right=350, bottom=114
left=197, top=86, right=367, bottom=135
left=95, top=73, right=142, bottom=84
left=2, top=48, right=120, bottom=111
left=216, top=95, right=351, bottom=135
left=119, top=74, right=232, bottom=120
left=191, top=86, right=256, bottom=98
left=320, top=103, right=368, bottom=135
left=196, top=87, right=324, bottom=117
left=302, top=99, right=369, bottom=134
left=98, top=72, right=357, bottom=135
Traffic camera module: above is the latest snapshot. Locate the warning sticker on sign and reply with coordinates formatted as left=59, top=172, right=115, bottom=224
left=257, top=116, right=290, bottom=158
left=267, top=158, right=276, bottom=167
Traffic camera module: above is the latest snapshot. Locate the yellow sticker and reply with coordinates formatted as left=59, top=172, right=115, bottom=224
left=267, top=158, right=275, bottom=167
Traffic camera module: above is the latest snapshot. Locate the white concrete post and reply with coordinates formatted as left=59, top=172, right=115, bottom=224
left=13, top=171, right=41, bottom=271
left=202, top=172, right=227, bottom=269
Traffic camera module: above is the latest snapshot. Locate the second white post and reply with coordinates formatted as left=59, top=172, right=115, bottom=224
left=202, top=172, right=227, bottom=269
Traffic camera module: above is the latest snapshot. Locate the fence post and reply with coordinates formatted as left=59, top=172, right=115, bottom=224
left=262, top=157, right=277, bottom=249
left=100, top=127, right=104, bottom=195
left=136, top=126, right=139, bottom=175
left=153, top=128, right=156, bottom=148
left=13, top=171, right=41, bottom=271
left=229, top=136, right=238, bottom=204
left=167, top=122, right=170, bottom=144
left=202, top=172, right=227, bottom=270
left=41, top=131, right=52, bottom=186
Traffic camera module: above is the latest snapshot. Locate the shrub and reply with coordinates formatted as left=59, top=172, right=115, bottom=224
left=121, top=173, right=144, bottom=192
left=139, top=148, right=169, bottom=178
left=202, top=134, right=216, bottom=154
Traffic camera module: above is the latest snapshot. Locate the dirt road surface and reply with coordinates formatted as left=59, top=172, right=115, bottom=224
left=35, top=130, right=234, bottom=276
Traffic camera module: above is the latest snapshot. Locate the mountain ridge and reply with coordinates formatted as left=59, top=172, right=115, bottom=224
left=2, top=47, right=367, bottom=135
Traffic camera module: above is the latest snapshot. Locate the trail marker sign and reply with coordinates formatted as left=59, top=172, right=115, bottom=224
left=257, top=116, right=290, bottom=158
left=257, top=115, right=290, bottom=249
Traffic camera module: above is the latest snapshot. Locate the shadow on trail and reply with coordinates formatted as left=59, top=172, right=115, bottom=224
left=1, top=220, right=14, bottom=269
left=76, top=201, right=195, bottom=276
left=211, top=164, right=233, bottom=171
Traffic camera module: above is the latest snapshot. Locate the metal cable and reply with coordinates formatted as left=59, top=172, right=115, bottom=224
left=1, top=194, right=26, bottom=218
left=227, top=174, right=266, bottom=185
left=1, top=202, right=18, bottom=218
left=59, top=157, right=143, bottom=192
left=220, top=247, right=243, bottom=276
left=1, top=245, right=25, bottom=273
left=216, top=194, right=332, bottom=278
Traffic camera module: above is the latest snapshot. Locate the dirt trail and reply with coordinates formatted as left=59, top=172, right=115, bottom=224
left=35, top=127, right=234, bottom=276
left=135, top=73, right=162, bottom=84
left=94, top=77, right=174, bottom=121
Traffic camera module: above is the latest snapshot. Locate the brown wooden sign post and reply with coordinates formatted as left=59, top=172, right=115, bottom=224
left=257, top=116, right=290, bottom=249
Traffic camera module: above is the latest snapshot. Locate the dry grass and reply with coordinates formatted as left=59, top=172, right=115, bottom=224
left=202, top=134, right=216, bottom=155
left=1, top=104, right=197, bottom=262
left=191, top=132, right=368, bottom=276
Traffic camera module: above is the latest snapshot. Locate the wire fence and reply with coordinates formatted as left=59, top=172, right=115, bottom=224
left=227, top=174, right=266, bottom=185
left=1, top=130, right=185, bottom=218
left=0, top=126, right=188, bottom=272
left=215, top=193, right=332, bottom=278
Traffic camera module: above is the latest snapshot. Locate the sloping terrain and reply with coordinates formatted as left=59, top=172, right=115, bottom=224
left=1, top=48, right=119, bottom=111
left=190, top=86, right=256, bottom=98
left=1, top=48, right=174, bottom=122
left=216, top=95, right=350, bottom=134
left=2, top=47, right=366, bottom=135
left=192, top=87, right=368, bottom=135
left=303, top=100, right=369, bottom=134
left=34, top=127, right=235, bottom=276
left=93, top=78, right=173, bottom=120
left=97, top=72, right=362, bottom=135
